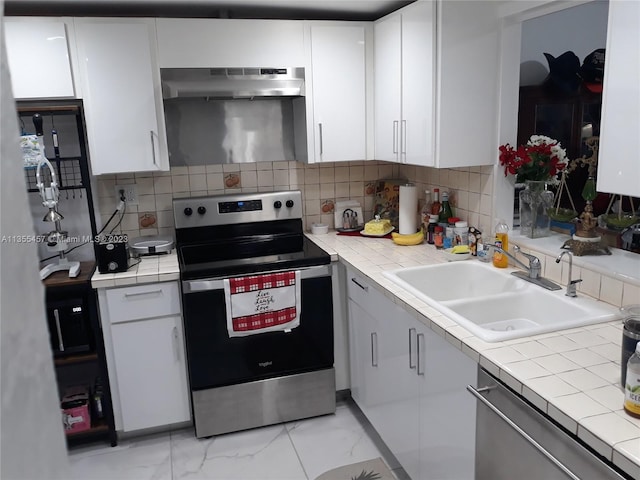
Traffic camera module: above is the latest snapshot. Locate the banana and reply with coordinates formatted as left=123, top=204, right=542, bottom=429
left=391, top=229, right=425, bottom=246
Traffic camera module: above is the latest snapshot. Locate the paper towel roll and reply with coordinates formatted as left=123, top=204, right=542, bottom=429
left=399, top=184, right=418, bottom=234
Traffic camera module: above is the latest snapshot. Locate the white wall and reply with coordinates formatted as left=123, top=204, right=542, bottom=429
left=520, top=0, right=609, bottom=85
left=0, top=11, right=70, bottom=479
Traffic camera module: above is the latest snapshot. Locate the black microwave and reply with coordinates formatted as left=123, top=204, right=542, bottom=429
left=46, top=297, right=94, bottom=357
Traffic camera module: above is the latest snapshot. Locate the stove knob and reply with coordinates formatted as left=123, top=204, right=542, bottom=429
left=274, top=201, right=282, bottom=209
left=286, top=200, right=294, bottom=208
left=197, top=206, right=207, bottom=215
left=184, top=207, right=193, bottom=216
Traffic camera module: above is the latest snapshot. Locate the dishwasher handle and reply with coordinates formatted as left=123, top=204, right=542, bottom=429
left=467, top=384, right=581, bottom=480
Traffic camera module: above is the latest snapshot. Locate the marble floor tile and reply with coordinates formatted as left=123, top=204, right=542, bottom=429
left=286, top=403, right=388, bottom=480
left=170, top=424, right=306, bottom=480
left=65, top=401, right=397, bottom=480
left=68, top=432, right=172, bottom=480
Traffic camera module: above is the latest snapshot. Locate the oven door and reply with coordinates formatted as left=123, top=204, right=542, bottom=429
left=180, top=264, right=334, bottom=391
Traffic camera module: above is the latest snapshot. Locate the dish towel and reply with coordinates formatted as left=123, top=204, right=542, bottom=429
left=224, top=271, right=301, bottom=337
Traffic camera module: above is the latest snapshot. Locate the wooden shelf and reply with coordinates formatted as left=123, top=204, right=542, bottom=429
left=54, top=352, right=98, bottom=367
left=65, top=419, right=109, bottom=439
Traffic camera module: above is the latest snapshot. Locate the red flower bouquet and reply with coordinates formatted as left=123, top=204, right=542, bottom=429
left=499, top=135, right=567, bottom=183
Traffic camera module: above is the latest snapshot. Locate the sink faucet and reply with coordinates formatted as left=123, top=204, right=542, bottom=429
left=555, top=251, right=582, bottom=297
left=485, top=243, right=541, bottom=279
left=484, top=243, right=562, bottom=291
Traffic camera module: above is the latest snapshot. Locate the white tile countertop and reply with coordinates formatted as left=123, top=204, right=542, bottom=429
left=305, top=230, right=640, bottom=479
left=91, top=251, right=180, bottom=288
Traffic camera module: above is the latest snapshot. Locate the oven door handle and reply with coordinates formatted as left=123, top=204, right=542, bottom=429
left=182, top=264, right=332, bottom=293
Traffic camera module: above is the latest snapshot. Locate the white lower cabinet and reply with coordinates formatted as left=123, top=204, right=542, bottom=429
left=98, top=282, right=191, bottom=432
left=347, top=266, right=475, bottom=479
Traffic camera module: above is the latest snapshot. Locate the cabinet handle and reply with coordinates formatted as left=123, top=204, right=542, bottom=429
left=371, top=332, right=378, bottom=367
left=150, top=130, right=157, bottom=167
left=409, top=328, right=417, bottom=369
left=53, top=308, right=64, bottom=352
left=319, top=122, right=323, bottom=156
left=124, top=289, right=163, bottom=298
left=466, top=384, right=581, bottom=480
left=401, top=119, right=407, bottom=157
left=172, top=326, right=180, bottom=361
left=392, top=120, right=399, bottom=155
left=417, top=333, right=425, bottom=376
left=350, top=277, right=368, bottom=292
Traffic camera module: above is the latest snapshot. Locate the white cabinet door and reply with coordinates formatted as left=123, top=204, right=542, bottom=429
left=413, top=315, right=476, bottom=480
left=156, top=19, right=306, bottom=68
left=597, top=0, right=640, bottom=197
left=373, top=0, right=499, bottom=168
left=345, top=265, right=476, bottom=479
left=435, top=0, right=500, bottom=168
left=110, top=314, right=191, bottom=432
left=309, top=24, right=367, bottom=162
left=347, top=300, right=380, bottom=418
left=401, top=1, right=435, bottom=166
left=374, top=13, right=402, bottom=162
left=346, top=269, right=420, bottom=479
left=4, top=19, right=75, bottom=99
left=74, top=19, right=169, bottom=175
left=374, top=2, right=434, bottom=166
left=374, top=301, right=421, bottom=480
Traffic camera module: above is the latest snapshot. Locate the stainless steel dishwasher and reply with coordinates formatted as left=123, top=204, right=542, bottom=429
left=469, top=367, right=630, bottom=480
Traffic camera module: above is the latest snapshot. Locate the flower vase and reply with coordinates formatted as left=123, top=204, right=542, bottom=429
left=519, top=180, right=554, bottom=238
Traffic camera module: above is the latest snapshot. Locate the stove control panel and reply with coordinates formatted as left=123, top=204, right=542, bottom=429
left=219, top=199, right=262, bottom=214
left=174, top=190, right=303, bottom=229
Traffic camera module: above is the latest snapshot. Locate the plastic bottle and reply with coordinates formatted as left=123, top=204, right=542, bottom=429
left=431, top=188, right=441, bottom=216
left=492, top=219, right=509, bottom=268
left=438, top=192, right=454, bottom=223
left=421, top=190, right=432, bottom=232
left=624, top=341, right=640, bottom=418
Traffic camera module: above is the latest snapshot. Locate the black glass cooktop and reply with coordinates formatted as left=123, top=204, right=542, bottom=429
left=178, top=235, right=330, bottom=280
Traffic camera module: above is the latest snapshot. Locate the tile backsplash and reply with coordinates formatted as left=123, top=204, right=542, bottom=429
left=93, top=161, right=496, bottom=241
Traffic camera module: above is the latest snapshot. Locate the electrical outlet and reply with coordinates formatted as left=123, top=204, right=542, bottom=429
left=114, top=184, right=138, bottom=205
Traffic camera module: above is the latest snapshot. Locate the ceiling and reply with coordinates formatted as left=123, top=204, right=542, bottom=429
left=4, top=0, right=416, bottom=20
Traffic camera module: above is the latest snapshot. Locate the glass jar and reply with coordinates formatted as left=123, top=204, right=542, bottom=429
left=622, top=305, right=640, bottom=387
left=434, top=226, right=444, bottom=249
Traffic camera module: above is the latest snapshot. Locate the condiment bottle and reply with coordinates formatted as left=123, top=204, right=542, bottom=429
left=492, top=219, right=509, bottom=268
left=624, top=341, right=640, bottom=418
left=431, top=188, right=441, bottom=216
left=427, top=215, right=438, bottom=245
left=434, top=225, right=444, bottom=249
left=421, top=190, right=432, bottom=233
left=454, top=221, right=469, bottom=247
left=438, top=191, right=454, bottom=223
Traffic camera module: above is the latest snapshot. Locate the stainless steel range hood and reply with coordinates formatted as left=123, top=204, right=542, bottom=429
left=161, top=67, right=305, bottom=99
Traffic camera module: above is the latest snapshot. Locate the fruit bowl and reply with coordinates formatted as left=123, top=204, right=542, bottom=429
left=548, top=207, right=578, bottom=222
left=603, top=213, right=639, bottom=230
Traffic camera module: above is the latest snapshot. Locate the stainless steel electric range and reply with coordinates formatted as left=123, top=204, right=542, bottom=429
left=173, top=190, right=335, bottom=437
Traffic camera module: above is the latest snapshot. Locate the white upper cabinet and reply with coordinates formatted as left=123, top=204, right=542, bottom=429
left=4, top=18, right=76, bottom=99
left=374, top=1, right=435, bottom=166
left=374, top=0, right=500, bottom=168
left=597, top=0, right=640, bottom=197
left=74, top=19, right=169, bottom=175
left=156, top=19, right=305, bottom=67
left=374, top=12, right=403, bottom=162
left=435, top=0, right=500, bottom=168
left=307, top=23, right=369, bottom=162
